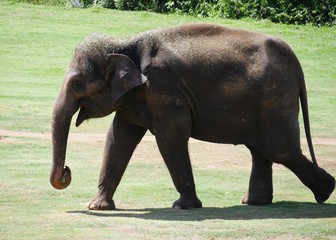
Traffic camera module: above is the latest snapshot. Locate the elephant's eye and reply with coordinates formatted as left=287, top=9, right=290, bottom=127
left=72, top=81, right=86, bottom=94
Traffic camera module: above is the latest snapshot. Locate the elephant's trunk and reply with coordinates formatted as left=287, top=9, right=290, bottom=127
left=50, top=92, right=78, bottom=190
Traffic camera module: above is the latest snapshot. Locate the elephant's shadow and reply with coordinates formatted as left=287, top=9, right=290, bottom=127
left=68, top=201, right=336, bottom=221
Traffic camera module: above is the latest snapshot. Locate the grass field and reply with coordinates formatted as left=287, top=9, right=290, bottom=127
left=0, top=1, right=335, bottom=239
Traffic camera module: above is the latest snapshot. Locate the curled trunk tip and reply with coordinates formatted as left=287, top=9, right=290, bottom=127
left=50, top=166, right=72, bottom=190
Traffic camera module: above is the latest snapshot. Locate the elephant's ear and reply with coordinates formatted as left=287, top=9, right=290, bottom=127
left=106, top=54, right=147, bottom=103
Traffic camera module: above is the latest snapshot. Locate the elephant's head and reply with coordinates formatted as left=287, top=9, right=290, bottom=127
left=50, top=35, right=147, bottom=190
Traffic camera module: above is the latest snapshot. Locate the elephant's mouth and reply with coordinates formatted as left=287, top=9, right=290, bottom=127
left=75, top=105, right=114, bottom=127
left=75, top=107, right=87, bottom=127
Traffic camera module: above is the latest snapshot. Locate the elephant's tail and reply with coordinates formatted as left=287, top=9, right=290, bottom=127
left=299, top=78, right=318, bottom=167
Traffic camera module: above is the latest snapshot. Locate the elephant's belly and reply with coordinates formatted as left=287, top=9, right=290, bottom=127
left=190, top=111, right=257, bottom=145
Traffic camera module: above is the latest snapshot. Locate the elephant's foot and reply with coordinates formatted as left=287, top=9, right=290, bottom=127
left=86, top=195, right=115, bottom=210
left=241, top=192, right=273, bottom=205
left=172, top=195, right=202, bottom=209
left=312, top=168, right=335, bottom=203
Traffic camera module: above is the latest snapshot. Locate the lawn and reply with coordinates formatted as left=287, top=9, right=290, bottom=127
left=0, top=2, right=335, bottom=239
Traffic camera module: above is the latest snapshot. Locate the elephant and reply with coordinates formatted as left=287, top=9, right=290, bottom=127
left=50, top=23, right=335, bottom=210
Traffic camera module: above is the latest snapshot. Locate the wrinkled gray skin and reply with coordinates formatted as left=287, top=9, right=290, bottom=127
left=50, top=23, right=335, bottom=210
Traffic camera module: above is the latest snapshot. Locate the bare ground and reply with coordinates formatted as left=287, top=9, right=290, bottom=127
left=1, top=129, right=336, bottom=145
left=1, top=129, right=335, bottom=171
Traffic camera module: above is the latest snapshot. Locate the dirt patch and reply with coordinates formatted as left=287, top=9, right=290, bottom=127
left=1, top=129, right=335, bottom=171
left=0, top=129, right=104, bottom=143
left=1, top=129, right=336, bottom=146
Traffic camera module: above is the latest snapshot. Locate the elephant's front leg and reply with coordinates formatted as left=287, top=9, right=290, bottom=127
left=156, top=135, right=202, bottom=209
left=87, top=112, right=147, bottom=210
left=154, top=110, right=202, bottom=209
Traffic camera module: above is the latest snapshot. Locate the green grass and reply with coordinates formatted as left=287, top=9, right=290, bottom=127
left=0, top=138, right=336, bottom=239
left=0, top=2, right=336, bottom=239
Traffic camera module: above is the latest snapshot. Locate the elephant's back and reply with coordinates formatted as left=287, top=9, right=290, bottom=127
left=156, top=23, right=265, bottom=41
left=139, top=23, right=302, bottom=101
left=139, top=24, right=276, bottom=72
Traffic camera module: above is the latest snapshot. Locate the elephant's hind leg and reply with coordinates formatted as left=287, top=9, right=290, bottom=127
left=281, top=153, right=335, bottom=203
left=242, top=146, right=273, bottom=205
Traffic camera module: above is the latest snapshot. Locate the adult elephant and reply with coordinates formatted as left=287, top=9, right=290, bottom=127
left=50, top=23, right=335, bottom=210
